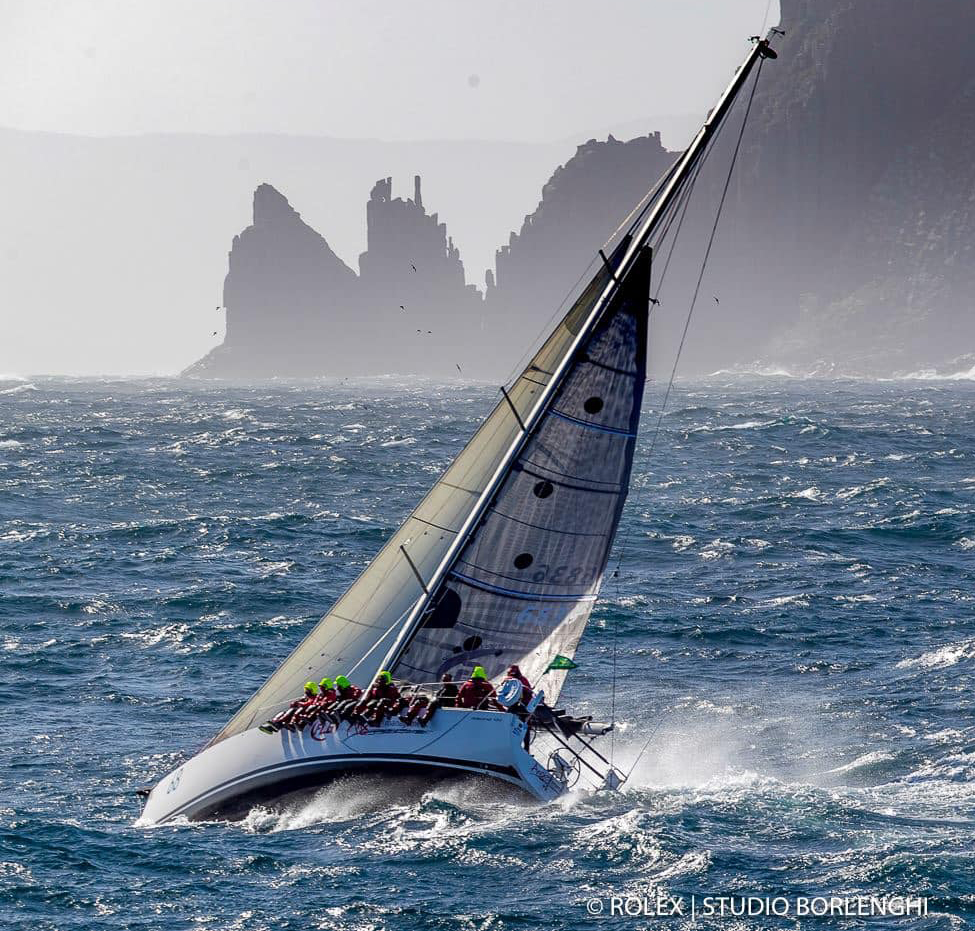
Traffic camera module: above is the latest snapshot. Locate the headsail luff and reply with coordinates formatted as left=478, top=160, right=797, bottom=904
left=392, top=248, right=651, bottom=701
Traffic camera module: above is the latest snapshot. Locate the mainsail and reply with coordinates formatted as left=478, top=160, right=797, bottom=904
left=392, top=249, right=650, bottom=702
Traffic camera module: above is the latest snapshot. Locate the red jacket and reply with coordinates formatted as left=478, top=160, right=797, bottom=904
left=316, top=688, right=337, bottom=706
left=337, top=685, right=361, bottom=702
left=367, top=682, right=400, bottom=703
left=457, top=679, right=500, bottom=710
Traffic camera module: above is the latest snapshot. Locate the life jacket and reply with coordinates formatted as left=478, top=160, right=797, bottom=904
left=337, top=684, right=361, bottom=702
left=316, top=688, right=337, bottom=706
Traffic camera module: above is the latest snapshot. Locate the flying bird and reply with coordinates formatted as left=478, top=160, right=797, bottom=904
left=649, top=297, right=660, bottom=307
left=713, top=296, right=720, bottom=305
left=215, top=305, right=222, bottom=311
left=212, top=331, right=218, bottom=336
left=400, top=305, right=406, bottom=311
left=410, top=264, right=417, bottom=272
left=455, top=364, right=462, bottom=374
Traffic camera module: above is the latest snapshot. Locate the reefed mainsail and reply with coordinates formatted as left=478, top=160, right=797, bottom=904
left=211, top=250, right=621, bottom=742
left=392, top=249, right=650, bottom=703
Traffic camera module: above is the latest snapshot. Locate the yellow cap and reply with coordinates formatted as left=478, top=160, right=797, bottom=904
left=379, top=670, right=392, bottom=685
left=471, top=666, right=487, bottom=680
left=304, top=681, right=319, bottom=694
left=319, top=677, right=334, bottom=690
left=336, top=675, right=350, bottom=688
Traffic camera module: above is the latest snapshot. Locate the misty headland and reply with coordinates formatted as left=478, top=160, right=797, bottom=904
left=4, top=0, right=975, bottom=381
left=169, top=0, right=975, bottom=382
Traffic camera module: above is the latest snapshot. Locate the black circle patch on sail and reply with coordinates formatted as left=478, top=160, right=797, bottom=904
left=533, top=480, right=554, bottom=499
left=584, top=396, right=604, bottom=414
left=423, top=587, right=462, bottom=628
left=513, top=552, right=534, bottom=570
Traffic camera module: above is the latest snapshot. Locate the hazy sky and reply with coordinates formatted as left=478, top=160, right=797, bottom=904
left=2, top=0, right=779, bottom=141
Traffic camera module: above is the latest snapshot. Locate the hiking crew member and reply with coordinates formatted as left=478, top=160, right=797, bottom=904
left=399, top=687, right=429, bottom=725
left=457, top=666, right=502, bottom=710
left=358, top=670, right=401, bottom=725
left=328, top=675, right=363, bottom=723
left=260, top=681, right=319, bottom=734
left=436, top=672, right=459, bottom=709
left=422, top=672, right=459, bottom=725
left=310, top=677, right=337, bottom=725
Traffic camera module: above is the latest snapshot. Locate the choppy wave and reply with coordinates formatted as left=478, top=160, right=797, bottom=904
left=899, top=364, right=975, bottom=381
left=2, top=376, right=974, bottom=930
left=897, top=638, right=975, bottom=671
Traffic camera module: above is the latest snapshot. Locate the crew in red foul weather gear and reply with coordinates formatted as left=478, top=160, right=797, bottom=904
left=306, top=677, right=337, bottom=726
left=259, top=681, right=319, bottom=734
left=357, top=670, right=401, bottom=725
left=327, top=675, right=362, bottom=723
left=457, top=666, right=502, bottom=710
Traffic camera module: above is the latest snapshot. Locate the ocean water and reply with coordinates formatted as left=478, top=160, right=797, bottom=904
left=1, top=374, right=974, bottom=930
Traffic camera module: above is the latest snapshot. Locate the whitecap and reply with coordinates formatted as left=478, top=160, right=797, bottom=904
left=700, top=539, right=734, bottom=559
left=820, top=750, right=897, bottom=777
left=706, top=365, right=797, bottom=378
left=0, top=383, right=38, bottom=395
left=380, top=436, right=416, bottom=447
left=898, top=364, right=975, bottom=381
left=756, top=593, right=810, bottom=609
left=896, top=638, right=975, bottom=670
left=0, top=439, right=23, bottom=449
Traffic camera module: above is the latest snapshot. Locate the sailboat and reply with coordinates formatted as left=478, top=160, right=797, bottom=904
left=140, top=34, right=779, bottom=825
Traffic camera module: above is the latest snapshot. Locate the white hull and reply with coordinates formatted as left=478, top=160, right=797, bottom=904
left=140, top=709, right=579, bottom=825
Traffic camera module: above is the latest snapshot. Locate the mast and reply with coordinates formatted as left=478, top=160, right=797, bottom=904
left=380, top=35, right=778, bottom=676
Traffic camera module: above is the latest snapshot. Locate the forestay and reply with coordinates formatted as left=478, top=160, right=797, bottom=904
left=210, top=248, right=622, bottom=743
left=392, top=248, right=650, bottom=704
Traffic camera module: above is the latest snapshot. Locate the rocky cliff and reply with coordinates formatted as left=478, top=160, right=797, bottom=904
left=685, top=0, right=975, bottom=375
left=485, top=133, right=674, bottom=359
left=184, top=176, right=484, bottom=378
left=185, top=135, right=674, bottom=379
left=186, top=0, right=975, bottom=379
left=186, top=184, right=359, bottom=377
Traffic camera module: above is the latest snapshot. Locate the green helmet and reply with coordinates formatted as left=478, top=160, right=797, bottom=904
left=378, top=670, right=392, bottom=685
left=471, top=665, right=487, bottom=680
left=319, top=677, right=334, bottom=690
left=336, top=675, right=351, bottom=689
left=303, top=681, right=319, bottom=695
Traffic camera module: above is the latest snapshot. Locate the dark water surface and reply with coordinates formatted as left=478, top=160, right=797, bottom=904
left=1, top=375, right=973, bottom=930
